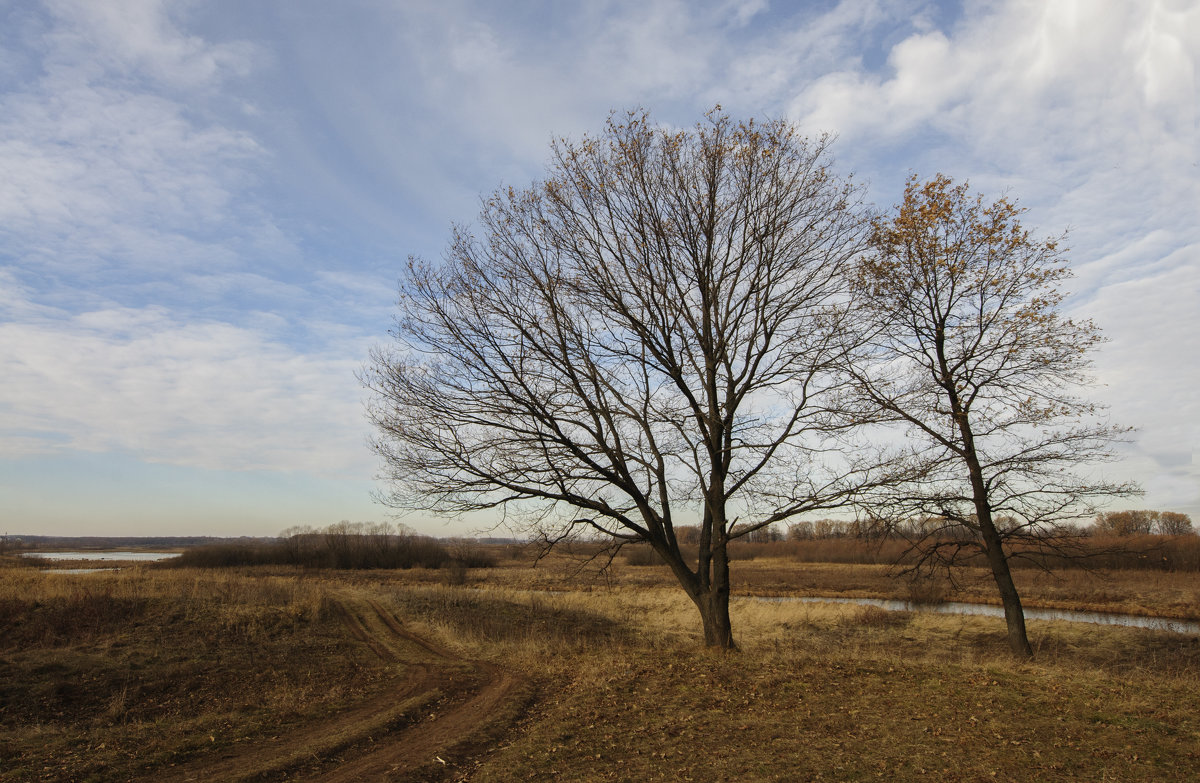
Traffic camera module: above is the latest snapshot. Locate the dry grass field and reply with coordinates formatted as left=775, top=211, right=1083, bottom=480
left=3, top=552, right=1198, bottom=781
left=372, top=547, right=1200, bottom=621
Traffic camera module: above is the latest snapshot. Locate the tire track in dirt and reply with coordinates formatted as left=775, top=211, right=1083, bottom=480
left=316, top=662, right=523, bottom=783
left=153, top=593, right=530, bottom=783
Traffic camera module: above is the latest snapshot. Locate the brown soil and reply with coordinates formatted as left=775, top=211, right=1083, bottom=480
left=155, top=594, right=532, bottom=782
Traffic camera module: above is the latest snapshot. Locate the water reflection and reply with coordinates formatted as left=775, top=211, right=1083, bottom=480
left=21, top=551, right=178, bottom=562
left=745, top=595, right=1200, bottom=635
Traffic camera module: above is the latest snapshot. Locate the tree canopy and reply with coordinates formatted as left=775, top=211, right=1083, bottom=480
left=363, top=110, right=876, bottom=647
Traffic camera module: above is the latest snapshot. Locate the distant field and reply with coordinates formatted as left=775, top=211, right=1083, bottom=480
left=2, top=555, right=1198, bottom=781
left=359, top=546, right=1200, bottom=621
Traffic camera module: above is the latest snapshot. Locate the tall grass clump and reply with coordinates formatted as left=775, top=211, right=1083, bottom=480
left=624, top=545, right=665, bottom=566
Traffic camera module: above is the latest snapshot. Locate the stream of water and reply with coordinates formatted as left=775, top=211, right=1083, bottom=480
left=746, top=595, right=1199, bottom=634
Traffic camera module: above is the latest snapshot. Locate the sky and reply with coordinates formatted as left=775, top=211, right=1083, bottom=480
left=1, top=0, right=1196, bottom=538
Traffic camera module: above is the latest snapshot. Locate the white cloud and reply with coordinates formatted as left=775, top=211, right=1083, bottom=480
left=43, top=0, right=255, bottom=88
left=0, top=297, right=373, bottom=476
left=722, top=0, right=769, bottom=28
left=0, top=88, right=259, bottom=270
left=250, top=0, right=765, bottom=247
left=0, top=3, right=383, bottom=493
left=788, top=1, right=1198, bottom=216
left=1086, top=244, right=1200, bottom=513
left=0, top=0, right=270, bottom=291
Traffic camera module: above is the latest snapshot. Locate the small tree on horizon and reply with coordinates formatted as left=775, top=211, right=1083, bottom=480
left=1158, top=511, right=1195, bottom=536
left=363, top=110, right=882, bottom=648
left=845, top=174, right=1139, bottom=658
left=1093, top=509, right=1158, bottom=536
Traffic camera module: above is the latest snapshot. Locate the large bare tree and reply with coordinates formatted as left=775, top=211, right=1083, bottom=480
left=847, top=175, right=1138, bottom=657
left=363, top=111, right=874, bottom=647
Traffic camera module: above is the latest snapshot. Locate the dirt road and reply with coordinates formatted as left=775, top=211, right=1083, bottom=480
left=157, top=594, right=532, bottom=782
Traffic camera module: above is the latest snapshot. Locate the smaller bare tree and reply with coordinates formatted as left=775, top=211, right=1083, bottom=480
left=846, top=174, right=1139, bottom=657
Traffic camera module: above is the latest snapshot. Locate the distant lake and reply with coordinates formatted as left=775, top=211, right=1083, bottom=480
left=22, top=551, right=178, bottom=562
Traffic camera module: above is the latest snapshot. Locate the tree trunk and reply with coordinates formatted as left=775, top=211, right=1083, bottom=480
left=979, top=524, right=1033, bottom=658
left=657, top=536, right=735, bottom=649
left=967, top=483, right=1032, bottom=657
left=947, top=383, right=1034, bottom=659
left=682, top=534, right=735, bottom=649
left=693, top=586, right=735, bottom=649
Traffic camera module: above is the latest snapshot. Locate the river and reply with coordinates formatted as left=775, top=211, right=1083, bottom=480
left=744, top=595, right=1200, bottom=634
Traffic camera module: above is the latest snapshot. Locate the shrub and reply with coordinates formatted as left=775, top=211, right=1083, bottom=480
left=446, top=539, right=499, bottom=569
left=624, top=545, right=665, bottom=566
left=171, top=523, right=457, bottom=570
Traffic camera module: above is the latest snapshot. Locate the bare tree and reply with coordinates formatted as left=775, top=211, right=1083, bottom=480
left=363, top=110, right=877, bottom=648
left=1158, top=512, right=1195, bottom=536
left=1093, top=509, right=1158, bottom=536
left=846, top=174, right=1138, bottom=657
left=787, top=521, right=815, bottom=541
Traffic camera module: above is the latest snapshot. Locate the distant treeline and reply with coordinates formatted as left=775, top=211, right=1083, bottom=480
left=769, top=510, right=1194, bottom=542
left=169, top=521, right=496, bottom=570
left=615, top=510, right=1199, bottom=573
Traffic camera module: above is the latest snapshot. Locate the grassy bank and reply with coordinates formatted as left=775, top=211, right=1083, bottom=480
left=0, top=568, right=397, bottom=782
left=360, top=550, right=1200, bottom=621
left=379, top=583, right=1200, bottom=782
left=3, top=563, right=1198, bottom=781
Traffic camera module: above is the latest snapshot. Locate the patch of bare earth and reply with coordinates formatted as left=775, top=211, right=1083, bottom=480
left=156, top=595, right=533, bottom=782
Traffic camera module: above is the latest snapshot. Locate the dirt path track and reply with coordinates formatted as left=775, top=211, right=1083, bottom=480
left=156, top=593, right=530, bottom=782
